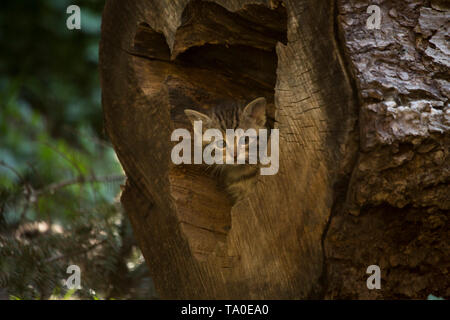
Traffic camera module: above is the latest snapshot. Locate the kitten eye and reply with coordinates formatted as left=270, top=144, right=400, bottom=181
left=215, top=139, right=226, bottom=148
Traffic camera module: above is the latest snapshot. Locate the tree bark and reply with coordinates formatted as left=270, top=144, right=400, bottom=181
left=99, top=0, right=449, bottom=299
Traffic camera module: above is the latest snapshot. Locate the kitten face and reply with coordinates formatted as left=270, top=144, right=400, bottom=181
left=184, top=97, right=267, bottom=165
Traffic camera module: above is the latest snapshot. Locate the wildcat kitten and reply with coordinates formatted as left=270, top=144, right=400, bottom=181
left=184, top=97, right=267, bottom=202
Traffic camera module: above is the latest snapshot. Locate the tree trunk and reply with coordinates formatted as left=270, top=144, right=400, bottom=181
left=99, top=0, right=449, bottom=299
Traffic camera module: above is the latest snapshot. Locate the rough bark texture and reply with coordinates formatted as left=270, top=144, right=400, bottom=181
left=100, top=0, right=448, bottom=299
left=325, top=0, right=449, bottom=299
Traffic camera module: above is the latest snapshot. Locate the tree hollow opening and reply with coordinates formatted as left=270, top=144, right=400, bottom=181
left=133, top=0, right=287, bottom=261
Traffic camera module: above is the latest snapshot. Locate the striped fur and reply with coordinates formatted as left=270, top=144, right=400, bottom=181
left=185, top=97, right=267, bottom=202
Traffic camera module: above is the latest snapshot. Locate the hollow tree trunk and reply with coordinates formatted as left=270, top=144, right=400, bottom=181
left=100, top=0, right=449, bottom=299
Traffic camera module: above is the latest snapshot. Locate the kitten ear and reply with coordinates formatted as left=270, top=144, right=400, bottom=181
left=242, top=97, right=267, bottom=126
left=184, top=109, right=211, bottom=125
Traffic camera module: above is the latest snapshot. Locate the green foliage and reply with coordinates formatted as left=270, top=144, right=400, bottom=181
left=0, top=1, right=156, bottom=299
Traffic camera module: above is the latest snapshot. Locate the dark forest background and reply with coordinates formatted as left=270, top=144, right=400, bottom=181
left=0, top=0, right=156, bottom=299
